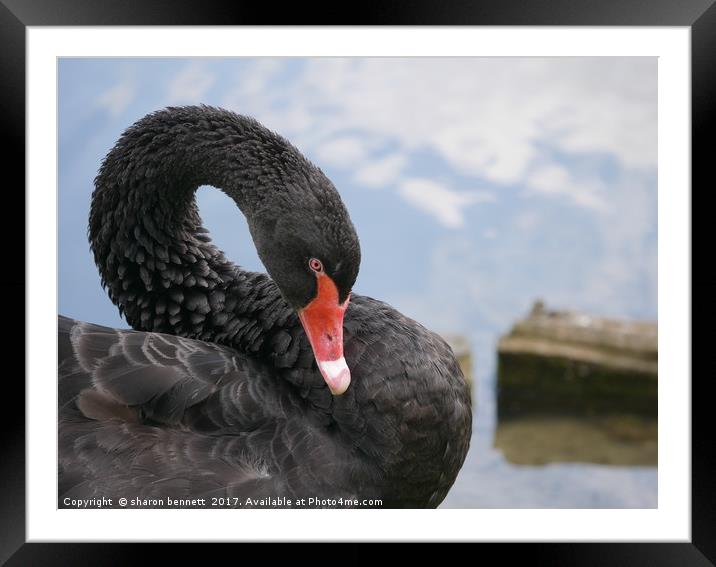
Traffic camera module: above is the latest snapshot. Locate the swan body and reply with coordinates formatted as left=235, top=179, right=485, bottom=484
left=58, top=106, right=472, bottom=508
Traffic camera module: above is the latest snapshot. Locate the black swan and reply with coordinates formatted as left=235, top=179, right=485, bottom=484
left=58, top=106, right=472, bottom=508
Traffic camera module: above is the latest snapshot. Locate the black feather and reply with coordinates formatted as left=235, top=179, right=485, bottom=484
left=60, top=106, right=472, bottom=509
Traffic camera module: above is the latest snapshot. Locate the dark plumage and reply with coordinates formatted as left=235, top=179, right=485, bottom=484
left=59, top=106, right=472, bottom=508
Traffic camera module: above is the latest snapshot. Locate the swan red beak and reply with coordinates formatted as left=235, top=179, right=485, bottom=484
left=298, top=273, right=351, bottom=395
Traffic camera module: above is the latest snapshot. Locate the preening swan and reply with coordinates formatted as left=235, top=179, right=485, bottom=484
left=58, top=106, right=471, bottom=508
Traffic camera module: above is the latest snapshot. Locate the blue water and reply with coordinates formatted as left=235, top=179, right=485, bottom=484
left=441, top=369, right=657, bottom=509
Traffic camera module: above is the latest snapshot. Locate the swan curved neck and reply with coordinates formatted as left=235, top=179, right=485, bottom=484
left=89, top=107, right=307, bottom=356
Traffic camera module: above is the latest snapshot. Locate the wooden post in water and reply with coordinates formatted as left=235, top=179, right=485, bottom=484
left=494, top=300, right=657, bottom=466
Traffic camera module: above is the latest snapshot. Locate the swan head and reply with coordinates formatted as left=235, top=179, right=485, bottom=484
left=249, top=185, right=361, bottom=396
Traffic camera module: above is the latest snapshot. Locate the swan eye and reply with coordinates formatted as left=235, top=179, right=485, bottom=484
left=308, top=258, right=324, bottom=273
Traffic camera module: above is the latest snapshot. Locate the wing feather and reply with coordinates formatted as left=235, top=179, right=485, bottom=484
left=57, top=316, right=356, bottom=507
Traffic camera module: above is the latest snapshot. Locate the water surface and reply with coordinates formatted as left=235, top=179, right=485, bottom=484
left=441, top=368, right=657, bottom=508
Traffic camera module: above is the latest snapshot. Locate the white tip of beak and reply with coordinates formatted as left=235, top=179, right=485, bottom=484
left=317, top=357, right=351, bottom=396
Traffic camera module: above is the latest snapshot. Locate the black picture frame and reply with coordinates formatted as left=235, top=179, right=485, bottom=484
left=1, top=0, right=711, bottom=563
